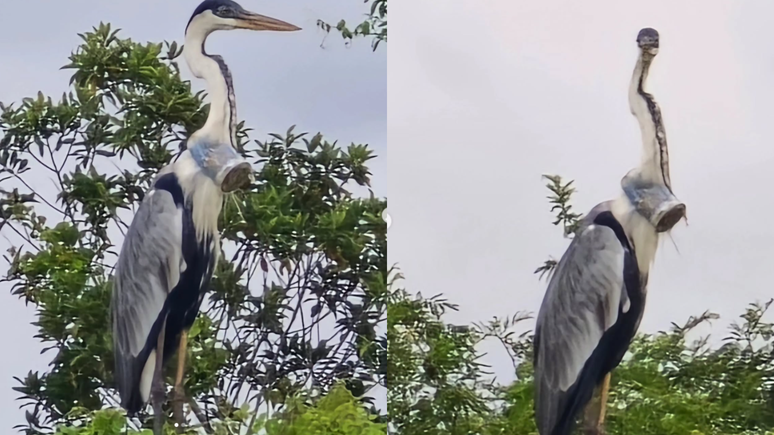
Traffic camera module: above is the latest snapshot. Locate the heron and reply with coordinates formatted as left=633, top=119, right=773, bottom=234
left=110, top=0, right=299, bottom=430
left=533, top=28, right=686, bottom=435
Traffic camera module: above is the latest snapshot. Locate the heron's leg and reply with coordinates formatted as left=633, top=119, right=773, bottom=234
left=597, top=373, right=612, bottom=431
left=173, top=331, right=188, bottom=431
left=152, top=322, right=167, bottom=435
left=582, top=392, right=602, bottom=435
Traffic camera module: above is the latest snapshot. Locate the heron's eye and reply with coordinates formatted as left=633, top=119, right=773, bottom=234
left=216, top=5, right=231, bottom=16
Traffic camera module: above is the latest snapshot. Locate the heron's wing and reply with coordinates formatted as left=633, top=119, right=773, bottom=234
left=534, top=223, right=630, bottom=433
left=111, top=187, right=183, bottom=405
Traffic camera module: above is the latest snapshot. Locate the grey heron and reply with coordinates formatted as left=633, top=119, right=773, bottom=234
left=533, top=28, right=686, bottom=435
left=110, top=0, right=299, bottom=429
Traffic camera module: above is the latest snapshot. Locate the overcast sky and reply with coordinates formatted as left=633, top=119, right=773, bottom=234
left=390, top=0, right=774, bottom=386
left=0, top=0, right=385, bottom=428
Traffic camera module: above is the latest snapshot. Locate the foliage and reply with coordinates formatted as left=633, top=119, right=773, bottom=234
left=317, top=0, right=387, bottom=51
left=53, top=410, right=150, bottom=435
left=388, top=175, right=774, bottom=435
left=542, top=175, right=583, bottom=238
left=261, top=383, right=385, bottom=435
left=495, top=303, right=774, bottom=435
left=1, top=20, right=385, bottom=434
left=54, top=383, right=385, bottom=435
left=387, top=275, right=527, bottom=435
left=533, top=174, right=582, bottom=280
left=603, top=302, right=774, bottom=434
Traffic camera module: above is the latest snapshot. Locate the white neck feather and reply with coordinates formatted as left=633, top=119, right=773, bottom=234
left=611, top=194, right=659, bottom=279
left=171, top=151, right=224, bottom=248
left=184, top=15, right=231, bottom=144
left=628, top=54, right=669, bottom=188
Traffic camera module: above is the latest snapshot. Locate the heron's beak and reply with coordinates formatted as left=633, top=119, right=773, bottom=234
left=235, top=11, right=301, bottom=32
left=622, top=173, right=686, bottom=233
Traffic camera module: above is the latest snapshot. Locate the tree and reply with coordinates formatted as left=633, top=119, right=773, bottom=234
left=318, top=0, right=387, bottom=51
left=388, top=175, right=774, bottom=435
left=495, top=301, right=774, bottom=435
left=1, top=4, right=386, bottom=433
left=387, top=278, right=532, bottom=435
left=51, top=383, right=385, bottom=435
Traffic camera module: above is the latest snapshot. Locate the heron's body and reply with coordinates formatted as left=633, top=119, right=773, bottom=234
left=534, top=197, right=656, bottom=435
left=112, top=153, right=222, bottom=412
left=110, top=0, right=299, bottom=421
left=533, top=28, right=686, bottom=435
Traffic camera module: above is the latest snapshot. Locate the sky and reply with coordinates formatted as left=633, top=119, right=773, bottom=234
left=0, top=0, right=385, bottom=429
left=389, top=0, right=774, bottom=386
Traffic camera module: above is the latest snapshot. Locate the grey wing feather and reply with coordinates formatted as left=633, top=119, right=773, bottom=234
left=534, top=224, right=626, bottom=433
left=111, top=189, right=182, bottom=399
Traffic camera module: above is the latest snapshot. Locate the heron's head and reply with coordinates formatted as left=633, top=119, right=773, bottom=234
left=186, top=0, right=301, bottom=36
left=621, top=171, right=686, bottom=233
left=637, top=28, right=659, bottom=59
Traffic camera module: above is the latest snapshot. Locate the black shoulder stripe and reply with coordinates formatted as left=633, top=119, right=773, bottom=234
left=154, top=173, right=185, bottom=207
left=592, top=211, right=632, bottom=252
left=592, top=209, right=642, bottom=307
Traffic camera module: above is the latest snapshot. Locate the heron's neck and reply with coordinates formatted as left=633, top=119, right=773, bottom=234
left=170, top=151, right=225, bottom=243
left=628, top=54, right=672, bottom=192
left=612, top=194, right=658, bottom=278
left=184, top=28, right=236, bottom=146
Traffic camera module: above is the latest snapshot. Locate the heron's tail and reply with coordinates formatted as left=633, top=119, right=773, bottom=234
left=115, top=352, right=146, bottom=414
left=535, top=357, right=606, bottom=435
